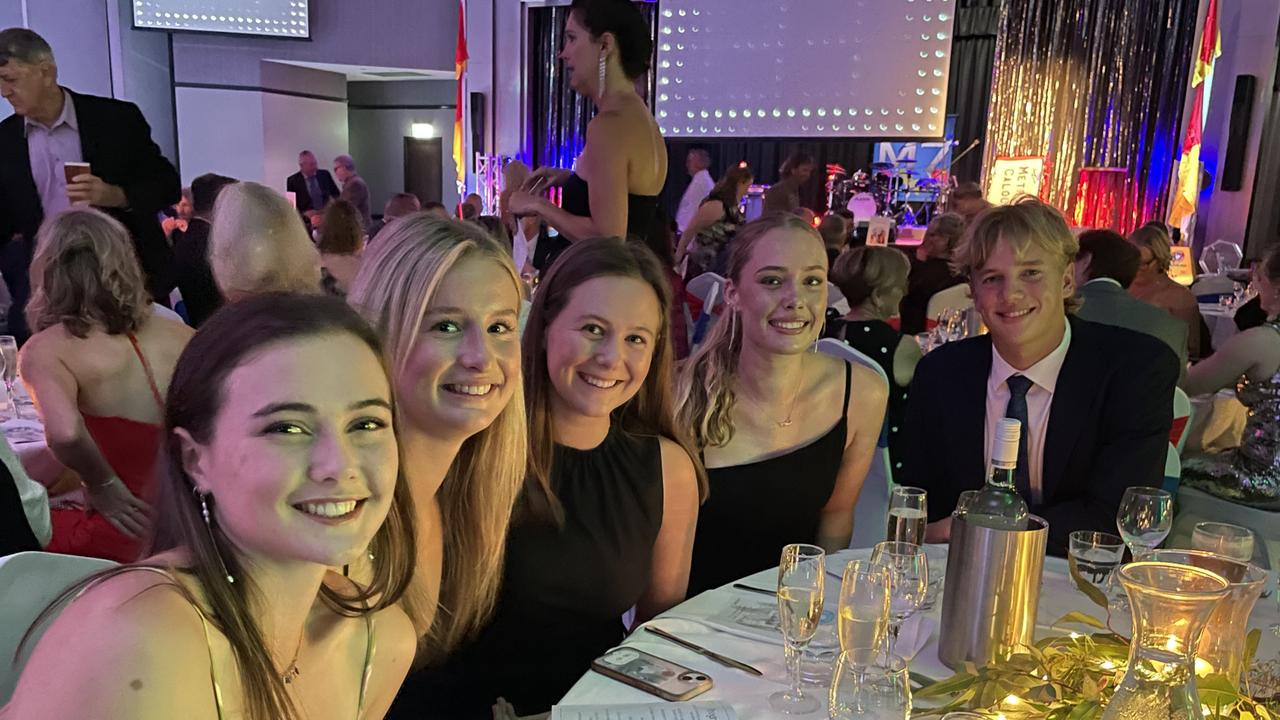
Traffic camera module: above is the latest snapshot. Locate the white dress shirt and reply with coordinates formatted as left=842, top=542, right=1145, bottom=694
left=676, top=169, right=715, bottom=233
left=983, top=321, right=1072, bottom=504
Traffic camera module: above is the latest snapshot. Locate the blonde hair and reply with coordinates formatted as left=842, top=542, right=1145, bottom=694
left=676, top=213, right=825, bottom=448
left=26, top=208, right=152, bottom=337
left=953, top=196, right=1079, bottom=313
left=346, top=213, right=527, bottom=659
left=831, top=245, right=910, bottom=315
left=1128, top=224, right=1173, bottom=273
left=209, top=181, right=320, bottom=300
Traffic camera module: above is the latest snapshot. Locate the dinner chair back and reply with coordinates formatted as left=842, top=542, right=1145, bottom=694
left=925, top=283, right=973, bottom=321
left=1171, top=387, right=1193, bottom=454
left=814, top=338, right=892, bottom=549
left=0, top=552, right=116, bottom=704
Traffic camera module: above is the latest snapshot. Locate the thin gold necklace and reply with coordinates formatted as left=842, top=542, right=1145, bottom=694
left=281, top=632, right=303, bottom=684
left=738, top=356, right=806, bottom=428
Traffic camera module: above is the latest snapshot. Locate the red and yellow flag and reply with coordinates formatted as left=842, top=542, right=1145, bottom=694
left=1167, top=0, right=1220, bottom=228
left=453, top=0, right=469, bottom=188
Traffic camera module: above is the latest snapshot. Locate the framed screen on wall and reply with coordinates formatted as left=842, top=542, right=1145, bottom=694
left=133, top=0, right=309, bottom=38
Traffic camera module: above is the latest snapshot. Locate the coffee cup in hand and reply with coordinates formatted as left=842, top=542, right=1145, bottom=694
left=63, top=161, right=91, bottom=186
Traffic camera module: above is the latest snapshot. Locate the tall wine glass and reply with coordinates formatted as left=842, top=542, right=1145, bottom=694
left=886, top=487, right=927, bottom=545
left=0, top=336, right=16, bottom=419
left=771, top=543, right=826, bottom=714
left=838, top=560, right=890, bottom=654
left=870, top=541, right=927, bottom=662
left=1116, top=486, right=1172, bottom=559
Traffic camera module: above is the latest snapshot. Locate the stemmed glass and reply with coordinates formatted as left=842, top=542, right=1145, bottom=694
left=1191, top=522, right=1255, bottom=562
left=771, top=543, right=826, bottom=715
left=828, top=649, right=911, bottom=720
left=838, top=560, right=891, bottom=654
left=870, top=541, right=928, bottom=662
left=0, top=335, right=17, bottom=419
left=1115, top=486, right=1173, bottom=560
left=886, top=487, right=927, bottom=545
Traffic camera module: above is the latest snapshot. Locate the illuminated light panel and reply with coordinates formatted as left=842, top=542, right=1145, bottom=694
left=133, top=0, right=309, bottom=37
left=654, top=0, right=954, bottom=138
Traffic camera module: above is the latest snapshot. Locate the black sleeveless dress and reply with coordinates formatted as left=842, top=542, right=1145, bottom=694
left=561, top=173, right=670, bottom=266
left=687, top=362, right=853, bottom=596
left=389, top=424, right=664, bottom=719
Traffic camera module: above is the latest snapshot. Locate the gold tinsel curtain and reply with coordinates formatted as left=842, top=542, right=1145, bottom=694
left=982, top=0, right=1200, bottom=232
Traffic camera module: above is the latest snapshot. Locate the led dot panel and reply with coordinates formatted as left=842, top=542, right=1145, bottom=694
left=133, top=0, right=309, bottom=38
left=656, top=0, right=954, bottom=138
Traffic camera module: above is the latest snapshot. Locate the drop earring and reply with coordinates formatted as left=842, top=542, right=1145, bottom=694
left=597, top=53, right=607, bottom=99
left=195, top=487, right=235, bottom=584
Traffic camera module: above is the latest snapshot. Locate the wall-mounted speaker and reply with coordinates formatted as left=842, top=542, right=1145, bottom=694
left=1223, top=75, right=1257, bottom=192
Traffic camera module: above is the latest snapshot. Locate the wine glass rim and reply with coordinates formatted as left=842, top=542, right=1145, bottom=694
left=1123, top=486, right=1171, bottom=499
left=1117, top=560, right=1230, bottom=596
left=1193, top=521, right=1254, bottom=538
left=1069, top=530, right=1125, bottom=547
left=892, top=486, right=927, bottom=497
left=782, top=543, right=826, bottom=558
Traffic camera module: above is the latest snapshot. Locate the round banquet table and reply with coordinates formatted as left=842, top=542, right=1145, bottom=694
left=558, top=545, right=1280, bottom=717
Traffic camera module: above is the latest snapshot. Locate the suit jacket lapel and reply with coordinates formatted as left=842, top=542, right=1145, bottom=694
left=1043, top=317, right=1093, bottom=502
left=71, top=91, right=99, bottom=168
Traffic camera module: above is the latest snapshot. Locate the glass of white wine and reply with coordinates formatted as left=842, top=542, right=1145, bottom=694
left=771, top=543, right=826, bottom=715
left=886, top=487, right=927, bottom=545
left=838, top=560, right=890, bottom=654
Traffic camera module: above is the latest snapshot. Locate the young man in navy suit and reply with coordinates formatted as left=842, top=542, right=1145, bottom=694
left=902, top=198, right=1177, bottom=555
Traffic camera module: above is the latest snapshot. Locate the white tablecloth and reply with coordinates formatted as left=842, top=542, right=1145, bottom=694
left=559, top=546, right=1280, bottom=717
left=1200, top=303, right=1240, bottom=350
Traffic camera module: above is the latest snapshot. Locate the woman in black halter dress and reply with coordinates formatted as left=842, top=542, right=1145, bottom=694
left=677, top=214, right=888, bottom=596
left=506, top=0, right=669, bottom=265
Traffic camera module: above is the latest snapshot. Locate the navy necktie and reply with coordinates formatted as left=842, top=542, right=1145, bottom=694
left=306, top=175, right=324, bottom=211
left=1004, top=374, right=1033, bottom=502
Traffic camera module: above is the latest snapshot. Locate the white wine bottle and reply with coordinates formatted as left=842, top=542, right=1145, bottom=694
left=962, top=418, right=1029, bottom=530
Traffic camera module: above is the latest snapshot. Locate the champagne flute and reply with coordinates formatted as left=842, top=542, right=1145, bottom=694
left=838, top=560, right=890, bottom=654
left=1115, top=486, right=1173, bottom=559
left=828, top=649, right=911, bottom=720
left=870, top=541, right=927, bottom=662
left=771, top=543, right=826, bottom=714
left=886, top=486, right=927, bottom=545
left=1191, top=522, right=1255, bottom=562
left=0, top=335, right=16, bottom=419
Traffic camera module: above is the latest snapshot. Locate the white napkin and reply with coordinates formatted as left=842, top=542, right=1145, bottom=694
left=893, top=613, right=937, bottom=661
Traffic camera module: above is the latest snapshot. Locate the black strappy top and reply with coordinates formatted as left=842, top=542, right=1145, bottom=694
left=560, top=173, right=669, bottom=265
left=687, top=362, right=852, bottom=595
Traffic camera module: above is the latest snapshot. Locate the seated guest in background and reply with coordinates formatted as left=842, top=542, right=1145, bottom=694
left=1073, top=229, right=1187, bottom=378
left=347, top=217, right=527, bottom=707
left=160, top=186, right=192, bottom=240
left=1181, top=245, right=1280, bottom=508
left=903, top=198, right=1177, bottom=555
left=675, top=147, right=715, bottom=234
left=950, top=181, right=991, bottom=224
left=172, top=172, right=235, bottom=327
left=460, top=193, right=484, bottom=221
left=209, top=181, right=321, bottom=302
left=5, top=293, right=417, bottom=720
left=900, top=212, right=966, bottom=335
left=420, top=238, right=701, bottom=718
left=819, top=212, right=850, bottom=267
left=0, top=28, right=180, bottom=342
left=287, top=149, right=340, bottom=228
left=833, top=207, right=857, bottom=245
left=505, top=0, right=669, bottom=267
left=317, top=199, right=367, bottom=297
left=19, top=208, right=193, bottom=561
left=674, top=163, right=752, bottom=280
left=474, top=214, right=511, bottom=249
left=1128, top=223, right=1203, bottom=359
left=1, top=427, right=51, bottom=555
left=422, top=200, right=451, bottom=220
left=829, top=246, right=919, bottom=476
left=368, top=192, right=421, bottom=241
left=762, top=150, right=814, bottom=215
left=678, top=214, right=886, bottom=595
left=525, top=215, right=568, bottom=276
left=333, top=153, right=372, bottom=230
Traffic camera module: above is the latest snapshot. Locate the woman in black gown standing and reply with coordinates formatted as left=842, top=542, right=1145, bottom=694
left=506, top=0, right=669, bottom=266
left=421, top=238, right=704, bottom=718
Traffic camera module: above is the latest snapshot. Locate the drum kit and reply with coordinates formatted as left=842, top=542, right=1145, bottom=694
left=826, top=161, right=953, bottom=226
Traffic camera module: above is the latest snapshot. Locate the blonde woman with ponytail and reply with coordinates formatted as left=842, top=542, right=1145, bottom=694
left=345, top=216, right=527, bottom=716
left=677, top=213, right=887, bottom=595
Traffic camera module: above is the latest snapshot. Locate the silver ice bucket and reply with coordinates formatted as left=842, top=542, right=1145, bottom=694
left=938, top=514, right=1048, bottom=670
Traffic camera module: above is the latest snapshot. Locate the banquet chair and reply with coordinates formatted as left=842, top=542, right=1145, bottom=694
left=827, top=282, right=850, bottom=315
left=1190, top=275, right=1236, bottom=297
left=925, top=283, right=972, bottom=322
left=814, top=338, right=892, bottom=549
left=0, top=551, right=116, bottom=704
left=1171, top=387, right=1193, bottom=454
left=686, top=272, right=726, bottom=347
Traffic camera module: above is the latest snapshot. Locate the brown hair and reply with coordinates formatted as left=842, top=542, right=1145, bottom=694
left=780, top=151, right=814, bottom=178
left=954, top=197, right=1080, bottom=313
left=676, top=213, right=824, bottom=448
left=923, top=212, right=967, bottom=258
left=1077, top=229, right=1141, bottom=288
left=831, top=245, right=910, bottom=311
left=1128, top=224, right=1173, bottom=273
left=317, top=199, right=365, bottom=255
left=26, top=208, right=152, bottom=338
left=706, top=164, right=753, bottom=210
left=24, top=293, right=416, bottom=720
left=522, top=237, right=706, bottom=523
left=347, top=214, right=527, bottom=658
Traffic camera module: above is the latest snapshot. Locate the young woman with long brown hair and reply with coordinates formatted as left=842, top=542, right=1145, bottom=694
left=4, top=293, right=418, bottom=720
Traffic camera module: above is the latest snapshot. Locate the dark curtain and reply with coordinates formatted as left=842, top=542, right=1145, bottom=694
left=946, top=0, right=1002, bottom=183
left=983, top=0, right=1199, bottom=231
left=527, top=3, right=658, bottom=171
